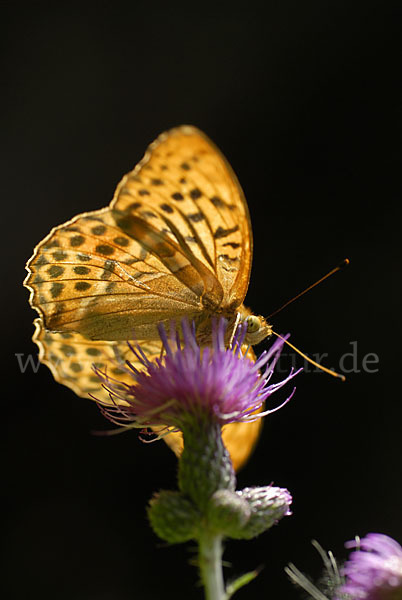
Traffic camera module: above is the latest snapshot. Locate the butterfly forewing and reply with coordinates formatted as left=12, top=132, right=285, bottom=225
left=111, top=126, right=253, bottom=307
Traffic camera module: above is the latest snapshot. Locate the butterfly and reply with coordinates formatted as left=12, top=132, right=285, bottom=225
left=24, top=126, right=273, bottom=471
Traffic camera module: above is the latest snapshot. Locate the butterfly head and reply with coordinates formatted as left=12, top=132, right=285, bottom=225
left=243, top=314, right=272, bottom=345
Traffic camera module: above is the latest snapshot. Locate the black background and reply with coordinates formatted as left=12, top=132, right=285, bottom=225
left=2, top=2, right=402, bottom=599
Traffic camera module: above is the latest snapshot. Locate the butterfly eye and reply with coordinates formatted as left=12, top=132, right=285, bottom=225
left=246, top=315, right=261, bottom=334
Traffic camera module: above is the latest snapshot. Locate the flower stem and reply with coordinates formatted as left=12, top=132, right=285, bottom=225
left=198, top=531, right=226, bottom=600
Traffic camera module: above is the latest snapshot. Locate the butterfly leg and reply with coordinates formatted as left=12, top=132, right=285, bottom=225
left=228, top=312, right=242, bottom=348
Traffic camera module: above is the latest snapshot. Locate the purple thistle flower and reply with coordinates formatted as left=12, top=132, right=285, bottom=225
left=336, top=533, right=402, bottom=600
left=93, top=318, right=300, bottom=437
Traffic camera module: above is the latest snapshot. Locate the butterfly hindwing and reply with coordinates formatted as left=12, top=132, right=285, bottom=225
left=32, top=317, right=163, bottom=403
left=34, top=318, right=262, bottom=471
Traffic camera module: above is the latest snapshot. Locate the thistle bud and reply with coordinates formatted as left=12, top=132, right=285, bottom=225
left=148, top=490, right=201, bottom=543
left=206, top=489, right=251, bottom=536
left=232, top=486, right=292, bottom=539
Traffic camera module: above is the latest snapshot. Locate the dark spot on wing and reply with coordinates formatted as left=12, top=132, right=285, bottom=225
left=70, top=235, right=85, bottom=247
left=50, top=282, right=64, bottom=298
left=171, top=192, right=184, bottom=201
left=160, top=204, right=174, bottom=213
left=180, top=162, right=190, bottom=170
left=218, top=254, right=240, bottom=263
left=223, top=242, right=241, bottom=249
left=75, top=281, right=91, bottom=291
left=86, top=347, right=101, bottom=356
left=188, top=212, right=204, bottom=223
left=138, top=189, right=150, bottom=196
left=214, top=225, right=239, bottom=239
left=60, top=344, right=76, bottom=357
left=53, top=250, right=67, bottom=261
left=210, top=196, right=224, bottom=208
left=127, top=202, right=142, bottom=210
left=113, top=236, right=129, bottom=246
left=35, top=255, right=48, bottom=267
left=91, top=225, right=106, bottom=235
left=151, top=178, right=163, bottom=186
left=70, top=362, right=83, bottom=373
left=77, top=253, right=90, bottom=261
left=44, top=239, right=60, bottom=249
left=48, top=265, right=64, bottom=278
left=95, top=244, right=115, bottom=256
left=74, top=266, right=90, bottom=275
left=190, top=188, right=202, bottom=200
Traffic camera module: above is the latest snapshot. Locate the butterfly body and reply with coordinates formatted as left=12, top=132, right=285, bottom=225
left=25, top=126, right=272, bottom=469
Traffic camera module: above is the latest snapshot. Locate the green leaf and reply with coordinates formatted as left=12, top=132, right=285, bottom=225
left=225, top=568, right=261, bottom=599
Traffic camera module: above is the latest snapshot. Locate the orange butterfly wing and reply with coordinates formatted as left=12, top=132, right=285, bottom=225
left=25, top=126, right=261, bottom=470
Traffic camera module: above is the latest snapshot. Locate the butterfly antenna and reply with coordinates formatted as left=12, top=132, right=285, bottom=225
left=268, top=259, right=350, bottom=319
left=271, top=331, right=346, bottom=381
